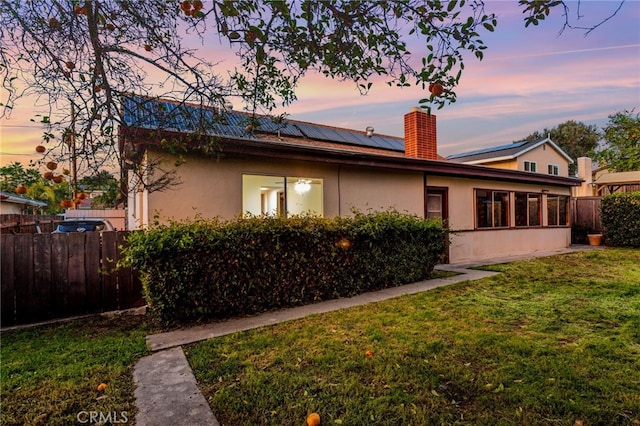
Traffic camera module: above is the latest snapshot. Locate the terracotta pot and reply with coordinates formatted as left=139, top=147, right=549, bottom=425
left=587, top=234, right=603, bottom=246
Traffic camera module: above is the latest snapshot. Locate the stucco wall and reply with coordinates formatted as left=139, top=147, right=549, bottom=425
left=518, top=145, right=570, bottom=176
left=427, top=175, right=572, bottom=263
left=144, top=150, right=424, bottom=222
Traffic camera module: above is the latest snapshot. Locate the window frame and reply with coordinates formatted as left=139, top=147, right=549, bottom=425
left=524, top=161, right=537, bottom=173
left=242, top=174, right=324, bottom=218
left=475, top=189, right=510, bottom=229
left=547, top=164, right=559, bottom=175
left=546, top=194, right=569, bottom=227
left=514, top=192, right=542, bottom=228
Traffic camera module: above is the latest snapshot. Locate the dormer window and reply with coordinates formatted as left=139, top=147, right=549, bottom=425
left=524, top=161, right=537, bottom=172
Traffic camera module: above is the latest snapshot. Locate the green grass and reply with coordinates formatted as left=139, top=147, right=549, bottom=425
left=186, top=248, right=640, bottom=425
left=0, top=313, right=151, bottom=426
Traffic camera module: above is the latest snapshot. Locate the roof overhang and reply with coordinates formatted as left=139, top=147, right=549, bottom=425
left=593, top=171, right=640, bottom=185
left=121, top=127, right=582, bottom=188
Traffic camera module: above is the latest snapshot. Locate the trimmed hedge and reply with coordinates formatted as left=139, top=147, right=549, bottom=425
left=123, top=211, right=449, bottom=325
left=601, top=192, right=640, bottom=247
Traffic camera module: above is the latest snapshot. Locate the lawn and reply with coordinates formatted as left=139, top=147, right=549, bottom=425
left=186, top=248, right=640, bottom=425
left=0, top=313, right=150, bottom=426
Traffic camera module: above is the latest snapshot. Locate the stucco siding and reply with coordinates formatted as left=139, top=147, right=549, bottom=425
left=145, top=150, right=424, bottom=222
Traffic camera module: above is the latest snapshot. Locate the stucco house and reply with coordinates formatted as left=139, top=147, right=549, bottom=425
left=120, top=97, right=581, bottom=263
left=447, top=137, right=573, bottom=177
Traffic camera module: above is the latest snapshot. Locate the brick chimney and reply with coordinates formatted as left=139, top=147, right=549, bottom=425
left=404, top=107, right=437, bottom=160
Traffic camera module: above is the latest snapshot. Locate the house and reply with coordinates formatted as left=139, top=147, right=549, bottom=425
left=447, top=137, right=573, bottom=177
left=0, top=191, right=48, bottom=215
left=120, top=97, right=582, bottom=263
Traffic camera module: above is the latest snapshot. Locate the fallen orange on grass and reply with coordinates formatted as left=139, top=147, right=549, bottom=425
left=307, top=412, right=321, bottom=426
left=97, top=383, right=107, bottom=392
left=365, top=350, right=374, bottom=358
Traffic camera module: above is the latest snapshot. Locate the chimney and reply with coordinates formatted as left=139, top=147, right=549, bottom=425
left=576, top=157, right=594, bottom=197
left=404, top=107, right=437, bottom=160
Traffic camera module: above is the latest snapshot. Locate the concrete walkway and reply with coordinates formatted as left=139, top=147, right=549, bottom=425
left=133, top=246, right=598, bottom=425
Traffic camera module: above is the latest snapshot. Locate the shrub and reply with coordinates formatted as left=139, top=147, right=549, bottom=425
left=601, top=192, right=640, bottom=247
left=123, top=211, right=449, bottom=325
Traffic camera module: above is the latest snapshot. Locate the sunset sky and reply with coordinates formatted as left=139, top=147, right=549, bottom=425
left=1, top=1, right=639, bottom=168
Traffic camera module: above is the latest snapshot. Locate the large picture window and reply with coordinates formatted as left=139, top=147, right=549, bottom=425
left=242, top=174, right=323, bottom=217
left=515, top=193, right=541, bottom=227
left=476, top=190, right=509, bottom=228
left=547, top=195, right=569, bottom=226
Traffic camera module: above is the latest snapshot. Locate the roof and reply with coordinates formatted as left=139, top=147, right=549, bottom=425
left=120, top=96, right=582, bottom=188
left=593, top=170, right=640, bottom=185
left=0, top=191, right=48, bottom=208
left=447, top=137, right=574, bottom=164
left=121, top=96, right=405, bottom=154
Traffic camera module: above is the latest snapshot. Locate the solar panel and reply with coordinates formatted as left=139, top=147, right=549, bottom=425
left=122, top=96, right=404, bottom=152
left=447, top=140, right=529, bottom=159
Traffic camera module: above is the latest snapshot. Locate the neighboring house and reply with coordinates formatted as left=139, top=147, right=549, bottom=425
left=574, top=157, right=640, bottom=197
left=447, top=137, right=573, bottom=177
left=0, top=191, right=48, bottom=215
left=121, top=98, right=581, bottom=263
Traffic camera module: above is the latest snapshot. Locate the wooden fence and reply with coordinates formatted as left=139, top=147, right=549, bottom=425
left=1, top=231, right=144, bottom=327
left=571, top=197, right=602, bottom=232
left=1, top=214, right=63, bottom=234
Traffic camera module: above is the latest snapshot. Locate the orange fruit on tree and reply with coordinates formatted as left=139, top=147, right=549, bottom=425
left=35, top=145, right=46, bottom=153
left=46, top=161, right=58, bottom=170
left=52, top=175, right=64, bottom=184
left=307, top=412, right=321, bottom=426
left=144, top=44, right=152, bottom=52
left=43, top=171, right=54, bottom=180
left=77, top=192, right=88, bottom=200
left=15, top=185, right=27, bottom=195
left=65, top=61, right=75, bottom=70
left=429, top=83, right=444, bottom=97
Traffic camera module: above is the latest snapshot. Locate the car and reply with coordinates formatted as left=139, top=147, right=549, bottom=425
left=52, top=219, right=115, bottom=233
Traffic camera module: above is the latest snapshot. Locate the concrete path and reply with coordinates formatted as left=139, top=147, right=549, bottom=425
left=133, top=347, right=219, bottom=426
left=133, top=245, right=599, bottom=425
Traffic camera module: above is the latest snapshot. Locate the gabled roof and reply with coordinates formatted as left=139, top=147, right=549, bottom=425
left=121, top=96, right=405, bottom=155
left=447, top=137, right=574, bottom=164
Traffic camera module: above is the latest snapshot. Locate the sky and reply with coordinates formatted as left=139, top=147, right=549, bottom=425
left=1, top=0, right=639, bottom=168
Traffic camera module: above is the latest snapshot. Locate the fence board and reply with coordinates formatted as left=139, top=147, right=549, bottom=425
left=117, top=232, right=143, bottom=308
left=1, top=231, right=144, bottom=326
left=33, top=233, right=53, bottom=320
left=67, top=233, right=87, bottom=316
left=101, top=232, right=119, bottom=311
left=14, top=234, right=35, bottom=324
left=85, top=232, right=102, bottom=312
left=51, top=233, right=70, bottom=317
left=1, top=234, right=15, bottom=326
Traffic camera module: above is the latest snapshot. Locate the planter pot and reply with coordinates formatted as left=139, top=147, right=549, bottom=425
left=587, top=234, right=603, bottom=246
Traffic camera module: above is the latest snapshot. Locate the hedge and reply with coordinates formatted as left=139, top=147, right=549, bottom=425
left=123, top=211, right=449, bottom=325
left=601, top=192, right=640, bottom=247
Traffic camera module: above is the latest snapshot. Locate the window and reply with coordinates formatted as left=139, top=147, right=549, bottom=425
left=547, top=195, right=569, bottom=226
left=242, top=174, right=323, bottom=217
left=548, top=164, right=559, bottom=175
left=515, top=193, right=541, bottom=227
left=476, top=190, right=509, bottom=228
left=524, top=161, right=537, bottom=172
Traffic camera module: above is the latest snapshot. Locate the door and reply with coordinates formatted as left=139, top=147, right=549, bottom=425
left=425, top=186, right=449, bottom=263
